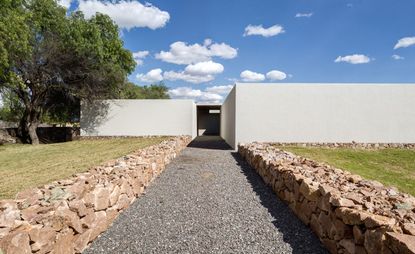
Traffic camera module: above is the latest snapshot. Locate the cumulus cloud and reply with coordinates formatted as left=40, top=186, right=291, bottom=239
left=334, top=54, right=371, bottom=64
left=394, top=36, right=415, bottom=49
left=155, top=40, right=237, bottom=65
left=168, top=87, right=224, bottom=104
left=78, top=0, right=170, bottom=30
left=57, top=0, right=72, bottom=8
left=184, top=61, right=224, bottom=76
left=163, top=71, right=215, bottom=84
left=243, top=24, right=285, bottom=37
left=136, top=68, right=163, bottom=82
left=240, top=70, right=265, bottom=82
left=205, top=85, right=234, bottom=95
left=163, top=60, right=224, bottom=84
left=266, top=70, right=287, bottom=80
left=392, top=54, right=404, bottom=60
left=132, top=50, right=149, bottom=65
left=295, top=13, right=313, bottom=18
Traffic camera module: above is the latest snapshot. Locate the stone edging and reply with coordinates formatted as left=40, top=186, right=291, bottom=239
left=239, top=142, right=415, bottom=254
left=271, top=142, right=415, bottom=150
left=0, top=136, right=192, bottom=253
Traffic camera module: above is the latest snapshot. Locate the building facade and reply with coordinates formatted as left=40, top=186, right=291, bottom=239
left=81, top=83, right=415, bottom=148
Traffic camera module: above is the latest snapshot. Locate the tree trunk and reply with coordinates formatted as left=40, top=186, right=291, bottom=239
left=18, top=106, right=41, bottom=145
left=28, top=121, right=39, bottom=145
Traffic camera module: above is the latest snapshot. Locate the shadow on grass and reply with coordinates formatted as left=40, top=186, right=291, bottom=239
left=230, top=152, right=328, bottom=254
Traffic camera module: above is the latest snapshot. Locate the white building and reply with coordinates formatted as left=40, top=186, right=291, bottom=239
left=81, top=83, right=415, bottom=148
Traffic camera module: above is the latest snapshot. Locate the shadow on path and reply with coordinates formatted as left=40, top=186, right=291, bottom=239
left=187, top=136, right=232, bottom=150
left=231, top=152, right=327, bottom=254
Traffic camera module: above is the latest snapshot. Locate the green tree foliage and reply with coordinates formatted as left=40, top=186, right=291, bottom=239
left=0, top=88, right=24, bottom=122
left=119, top=82, right=170, bottom=99
left=0, top=0, right=136, bottom=144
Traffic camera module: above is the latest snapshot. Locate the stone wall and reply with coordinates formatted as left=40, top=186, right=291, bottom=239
left=0, top=136, right=191, bottom=253
left=273, top=142, right=415, bottom=150
left=239, top=143, right=415, bottom=254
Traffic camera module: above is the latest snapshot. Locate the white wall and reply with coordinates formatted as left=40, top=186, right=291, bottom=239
left=81, top=99, right=196, bottom=137
left=231, top=83, right=415, bottom=148
left=220, top=86, right=236, bottom=147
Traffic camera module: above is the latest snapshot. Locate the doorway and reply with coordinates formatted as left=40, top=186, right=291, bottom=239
left=196, top=105, right=221, bottom=136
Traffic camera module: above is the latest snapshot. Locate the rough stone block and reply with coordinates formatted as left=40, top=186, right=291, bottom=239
left=364, top=229, right=386, bottom=254
left=93, top=187, right=110, bottom=211
left=299, top=178, right=321, bottom=201
left=53, top=228, right=75, bottom=254
left=29, top=226, right=56, bottom=252
left=336, top=207, right=369, bottom=225
left=403, top=223, right=415, bottom=236
left=0, top=231, right=31, bottom=254
left=353, top=225, right=365, bottom=245
left=339, top=239, right=356, bottom=254
left=385, top=232, right=415, bottom=254
left=364, top=214, right=396, bottom=229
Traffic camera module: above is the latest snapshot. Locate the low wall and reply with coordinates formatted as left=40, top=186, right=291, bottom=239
left=0, top=136, right=191, bottom=254
left=80, top=99, right=197, bottom=138
left=274, top=142, right=415, bottom=150
left=239, top=143, right=415, bottom=254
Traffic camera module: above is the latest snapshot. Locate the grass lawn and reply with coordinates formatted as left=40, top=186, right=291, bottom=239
left=277, top=146, right=415, bottom=196
left=0, top=137, right=167, bottom=199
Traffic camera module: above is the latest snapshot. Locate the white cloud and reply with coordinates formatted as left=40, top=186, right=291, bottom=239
left=169, top=87, right=202, bottom=98
left=334, top=54, right=371, bottom=64
left=155, top=40, right=237, bottom=65
left=243, top=24, right=285, bottom=37
left=78, top=0, right=170, bottom=30
left=205, top=85, right=234, bottom=95
left=57, top=0, right=72, bottom=8
left=394, top=36, right=415, bottom=49
left=392, top=54, right=405, bottom=60
left=209, top=43, right=238, bottom=59
left=163, top=60, right=224, bottom=84
left=132, top=50, right=149, bottom=65
left=266, top=70, right=287, bottom=81
left=295, top=13, right=313, bottom=18
left=184, top=61, right=224, bottom=76
left=163, top=71, right=214, bottom=84
left=240, top=70, right=265, bottom=82
left=168, top=87, right=223, bottom=104
left=136, top=68, right=163, bottom=82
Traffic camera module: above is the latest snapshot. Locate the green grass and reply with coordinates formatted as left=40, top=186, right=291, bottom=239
left=277, top=146, right=415, bottom=196
left=0, top=137, right=167, bottom=199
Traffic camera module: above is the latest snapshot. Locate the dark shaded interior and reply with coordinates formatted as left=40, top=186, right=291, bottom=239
left=196, top=105, right=221, bottom=136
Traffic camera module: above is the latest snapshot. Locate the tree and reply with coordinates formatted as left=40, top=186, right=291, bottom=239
left=0, top=0, right=136, bottom=144
left=119, top=82, right=170, bottom=99
left=0, top=88, right=25, bottom=123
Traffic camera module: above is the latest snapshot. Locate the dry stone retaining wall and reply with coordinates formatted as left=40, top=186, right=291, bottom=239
left=239, top=142, right=415, bottom=254
left=0, top=136, right=191, bottom=254
left=273, top=142, right=415, bottom=150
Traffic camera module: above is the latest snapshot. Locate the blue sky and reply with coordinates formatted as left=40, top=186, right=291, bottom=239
left=61, top=0, right=415, bottom=103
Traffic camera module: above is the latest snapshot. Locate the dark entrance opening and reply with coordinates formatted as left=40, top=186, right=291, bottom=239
left=196, top=105, right=221, bottom=136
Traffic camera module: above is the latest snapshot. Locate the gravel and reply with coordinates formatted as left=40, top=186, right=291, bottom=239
left=85, top=137, right=327, bottom=254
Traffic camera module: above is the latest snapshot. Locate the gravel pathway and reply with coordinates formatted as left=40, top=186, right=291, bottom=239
left=85, top=137, right=327, bottom=254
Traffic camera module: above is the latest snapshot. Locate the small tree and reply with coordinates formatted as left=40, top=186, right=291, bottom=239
left=0, top=0, right=135, bottom=144
left=119, top=82, right=170, bottom=99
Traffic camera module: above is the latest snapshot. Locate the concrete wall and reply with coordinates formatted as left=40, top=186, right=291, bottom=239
left=81, top=99, right=196, bottom=137
left=220, top=86, right=236, bottom=147
left=231, top=83, right=415, bottom=148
